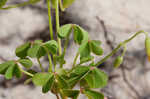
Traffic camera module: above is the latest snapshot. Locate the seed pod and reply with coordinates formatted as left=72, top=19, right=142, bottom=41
left=145, top=36, right=150, bottom=61
left=113, top=56, right=123, bottom=68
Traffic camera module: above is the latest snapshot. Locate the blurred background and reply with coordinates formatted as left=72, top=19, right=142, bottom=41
left=0, top=0, right=150, bottom=99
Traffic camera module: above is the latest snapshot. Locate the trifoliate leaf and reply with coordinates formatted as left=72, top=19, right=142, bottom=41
left=43, top=40, right=58, bottom=54
left=58, top=24, right=72, bottom=38
left=73, top=25, right=89, bottom=44
left=62, top=0, right=75, bottom=9
left=83, top=89, right=104, bottom=99
left=62, top=89, right=80, bottom=99
left=90, top=40, right=103, bottom=55
left=13, top=64, right=22, bottom=78
left=79, top=42, right=91, bottom=59
left=68, top=66, right=90, bottom=88
left=70, top=66, right=90, bottom=77
left=15, top=42, right=31, bottom=58
left=42, top=75, right=54, bottom=93
left=56, top=74, right=69, bottom=89
left=18, top=58, right=33, bottom=69
left=0, top=0, right=7, bottom=8
left=27, top=43, right=46, bottom=58
left=73, top=26, right=83, bottom=44
left=85, top=68, right=108, bottom=88
left=32, top=73, right=52, bottom=86
left=0, top=61, right=15, bottom=74
left=5, top=64, right=15, bottom=79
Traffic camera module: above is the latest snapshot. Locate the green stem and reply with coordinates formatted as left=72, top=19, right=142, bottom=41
left=43, top=47, right=53, bottom=72
left=59, top=0, right=65, bottom=11
left=95, top=30, right=146, bottom=67
left=121, top=45, right=127, bottom=57
left=56, top=0, right=62, bottom=55
left=37, top=58, right=45, bottom=72
left=60, top=35, right=70, bottom=68
left=20, top=68, right=34, bottom=77
left=72, top=52, right=80, bottom=67
left=46, top=0, right=54, bottom=40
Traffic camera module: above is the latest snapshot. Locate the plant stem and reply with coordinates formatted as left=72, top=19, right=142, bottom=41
left=59, top=0, right=65, bottom=11
left=37, top=58, right=45, bottom=72
left=20, top=68, right=34, bottom=77
left=72, top=52, right=80, bottom=67
left=56, top=0, right=62, bottom=56
left=60, top=35, right=70, bottom=68
left=55, top=94, right=60, bottom=99
left=95, top=30, right=145, bottom=67
left=46, top=0, right=54, bottom=40
left=43, top=47, right=53, bottom=72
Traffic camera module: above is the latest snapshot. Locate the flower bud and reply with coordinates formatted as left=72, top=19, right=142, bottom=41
left=113, top=56, right=123, bottom=68
left=145, top=36, right=150, bottom=61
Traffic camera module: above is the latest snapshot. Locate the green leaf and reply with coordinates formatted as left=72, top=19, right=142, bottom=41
left=62, top=0, right=75, bottom=9
left=15, top=42, right=31, bottom=58
left=70, top=66, right=90, bottom=76
left=56, top=74, right=69, bottom=89
left=13, top=64, right=22, bottom=78
left=0, top=0, right=7, bottom=8
left=32, top=73, right=52, bottom=86
left=73, top=25, right=83, bottom=44
left=73, top=25, right=89, bottom=44
left=58, top=24, right=72, bottom=38
left=62, top=89, right=80, bottom=99
left=79, top=42, right=91, bottom=59
left=42, top=75, right=54, bottom=93
left=90, top=40, right=103, bottom=55
left=53, top=55, right=66, bottom=66
left=113, top=56, right=123, bottom=68
left=84, top=89, right=104, bottom=99
left=5, top=64, right=15, bottom=79
left=27, top=43, right=46, bottom=58
left=0, top=61, right=15, bottom=74
left=80, top=55, right=94, bottom=64
left=68, top=66, right=90, bottom=88
left=85, top=68, right=108, bottom=88
left=56, top=68, right=67, bottom=76
left=18, top=58, right=33, bottom=69
left=43, top=40, right=58, bottom=54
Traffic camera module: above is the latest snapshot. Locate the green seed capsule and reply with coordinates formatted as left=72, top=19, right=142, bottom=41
left=145, top=36, right=150, bottom=61
left=113, top=56, right=123, bottom=68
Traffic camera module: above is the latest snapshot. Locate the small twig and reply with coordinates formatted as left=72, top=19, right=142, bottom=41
left=55, top=94, right=60, bottom=99
left=96, top=16, right=115, bottom=50
left=121, top=64, right=141, bottom=98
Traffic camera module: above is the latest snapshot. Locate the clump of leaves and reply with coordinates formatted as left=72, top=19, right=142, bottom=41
left=0, top=0, right=149, bottom=99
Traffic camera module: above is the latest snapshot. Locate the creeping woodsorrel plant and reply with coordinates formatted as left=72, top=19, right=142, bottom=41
left=0, top=0, right=149, bottom=99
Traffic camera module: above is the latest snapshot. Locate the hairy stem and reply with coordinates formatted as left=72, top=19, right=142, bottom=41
left=46, top=0, right=54, bottom=40
left=37, top=58, right=45, bottom=72
left=56, top=0, right=62, bottom=56
left=95, top=30, right=146, bottom=67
